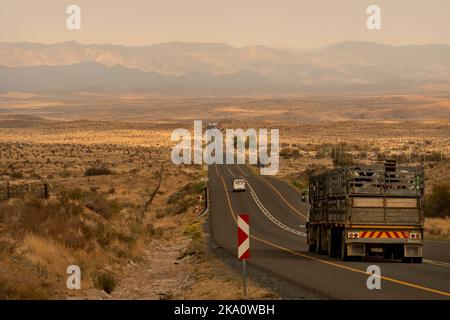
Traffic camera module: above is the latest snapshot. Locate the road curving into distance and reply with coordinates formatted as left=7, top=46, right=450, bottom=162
left=208, top=164, right=450, bottom=299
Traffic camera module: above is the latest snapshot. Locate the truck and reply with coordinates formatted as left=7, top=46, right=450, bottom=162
left=306, top=160, right=424, bottom=263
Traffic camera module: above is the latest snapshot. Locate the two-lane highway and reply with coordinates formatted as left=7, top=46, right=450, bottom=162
left=208, top=164, right=450, bottom=299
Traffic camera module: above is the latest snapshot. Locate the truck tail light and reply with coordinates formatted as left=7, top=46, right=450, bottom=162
left=409, top=232, right=421, bottom=239
left=347, top=232, right=360, bottom=239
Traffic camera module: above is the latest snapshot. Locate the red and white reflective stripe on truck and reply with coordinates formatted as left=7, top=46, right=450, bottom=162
left=359, top=231, right=408, bottom=239
left=348, top=230, right=421, bottom=239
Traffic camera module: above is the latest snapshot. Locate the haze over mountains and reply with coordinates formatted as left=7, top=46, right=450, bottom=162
left=1, top=41, right=450, bottom=93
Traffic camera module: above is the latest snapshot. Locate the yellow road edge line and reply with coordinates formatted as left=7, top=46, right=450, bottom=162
left=214, top=164, right=450, bottom=298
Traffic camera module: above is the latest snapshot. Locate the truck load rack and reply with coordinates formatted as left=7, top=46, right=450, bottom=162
left=309, top=165, right=423, bottom=201
left=306, top=161, right=424, bottom=263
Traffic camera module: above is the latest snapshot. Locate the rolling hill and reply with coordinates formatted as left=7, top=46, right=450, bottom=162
left=1, top=41, right=450, bottom=93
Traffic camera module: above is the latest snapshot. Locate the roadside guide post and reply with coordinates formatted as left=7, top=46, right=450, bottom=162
left=238, top=214, right=250, bottom=298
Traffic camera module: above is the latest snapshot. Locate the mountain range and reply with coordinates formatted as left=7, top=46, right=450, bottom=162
left=1, top=41, right=450, bottom=93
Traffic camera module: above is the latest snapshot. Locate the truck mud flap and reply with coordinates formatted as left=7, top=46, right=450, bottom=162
left=404, top=244, right=423, bottom=258
left=347, top=243, right=365, bottom=256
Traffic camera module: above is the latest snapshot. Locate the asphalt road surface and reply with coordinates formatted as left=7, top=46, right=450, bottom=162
left=208, top=164, right=450, bottom=299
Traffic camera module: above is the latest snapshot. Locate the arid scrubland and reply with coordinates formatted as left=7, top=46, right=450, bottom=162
left=1, top=93, right=450, bottom=122
left=0, top=116, right=276, bottom=299
left=0, top=109, right=449, bottom=299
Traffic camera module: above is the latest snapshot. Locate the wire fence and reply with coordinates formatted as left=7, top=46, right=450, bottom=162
left=0, top=181, right=49, bottom=201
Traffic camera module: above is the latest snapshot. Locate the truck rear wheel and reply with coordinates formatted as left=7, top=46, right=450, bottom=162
left=383, top=248, right=393, bottom=260
left=328, top=228, right=338, bottom=258
left=315, top=226, right=322, bottom=254
left=340, top=231, right=349, bottom=261
left=393, top=246, right=403, bottom=260
left=307, top=225, right=316, bottom=252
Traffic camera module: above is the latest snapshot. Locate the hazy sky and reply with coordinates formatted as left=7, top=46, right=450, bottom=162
left=1, top=0, right=449, bottom=49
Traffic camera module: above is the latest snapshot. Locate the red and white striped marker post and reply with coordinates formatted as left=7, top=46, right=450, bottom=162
left=238, top=214, right=249, bottom=297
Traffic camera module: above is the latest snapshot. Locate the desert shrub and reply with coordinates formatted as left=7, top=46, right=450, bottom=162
left=146, top=223, right=163, bottom=238
left=0, top=261, right=50, bottom=300
left=425, top=217, right=450, bottom=239
left=94, top=272, right=116, bottom=294
left=175, top=202, right=190, bottom=215
left=84, top=166, right=113, bottom=176
left=30, top=172, right=42, bottom=180
left=428, top=151, right=443, bottom=162
left=193, top=182, right=206, bottom=193
left=9, top=172, right=23, bottom=179
left=0, top=193, right=113, bottom=250
left=425, top=183, right=450, bottom=217
left=60, top=170, right=71, bottom=178
left=117, top=233, right=137, bottom=248
left=84, top=194, right=119, bottom=219
left=155, top=209, right=166, bottom=219
left=291, top=164, right=327, bottom=187
left=291, top=149, right=301, bottom=158
left=279, top=148, right=292, bottom=159
left=166, top=182, right=205, bottom=205
left=0, top=196, right=83, bottom=241
left=332, top=154, right=358, bottom=167
left=85, top=198, right=110, bottom=218
left=291, top=180, right=307, bottom=190
left=166, top=191, right=183, bottom=205
left=183, top=222, right=202, bottom=240
left=58, top=188, right=87, bottom=201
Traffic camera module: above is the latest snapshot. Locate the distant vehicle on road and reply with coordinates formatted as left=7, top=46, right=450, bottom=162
left=306, top=161, right=424, bottom=263
left=232, top=179, right=246, bottom=192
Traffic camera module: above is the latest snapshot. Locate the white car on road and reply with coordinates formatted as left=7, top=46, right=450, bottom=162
left=232, top=179, right=246, bottom=192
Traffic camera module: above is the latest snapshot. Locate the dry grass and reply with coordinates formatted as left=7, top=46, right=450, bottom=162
left=0, top=258, right=50, bottom=299
left=19, top=234, right=75, bottom=271
left=425, top=217, right=450, bottom=240
left=0, top=119, right=208, bottom=299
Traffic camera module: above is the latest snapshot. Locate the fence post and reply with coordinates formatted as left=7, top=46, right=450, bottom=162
left=44, top=183, right=49, bottom=199
left=6, top=181, right=10, bottom=200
